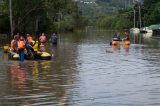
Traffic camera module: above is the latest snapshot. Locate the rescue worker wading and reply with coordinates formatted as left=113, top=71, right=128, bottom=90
left=18, top=36, right=25, bottom=61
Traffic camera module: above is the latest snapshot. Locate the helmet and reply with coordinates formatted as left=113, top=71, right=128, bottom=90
left=20, top=36, right=24, bottom=40
left=26, top=33, right=30, bottom=37
left=14, top=35, right=18, bottom=39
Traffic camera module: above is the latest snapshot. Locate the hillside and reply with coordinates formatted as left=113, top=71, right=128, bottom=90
left=76, top=0, right=142, bottom=18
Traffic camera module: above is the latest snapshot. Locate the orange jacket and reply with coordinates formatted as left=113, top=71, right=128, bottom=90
left=11, top=39, right=18, bottom=50
left=18, top=40, right=26, bottom=50
left=27, top=36, right=33, bottom=44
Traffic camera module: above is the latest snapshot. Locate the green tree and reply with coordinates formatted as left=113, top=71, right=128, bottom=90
left=144, top=0, right=160, bottom=25
left=0, top=0, right=85, bottom=34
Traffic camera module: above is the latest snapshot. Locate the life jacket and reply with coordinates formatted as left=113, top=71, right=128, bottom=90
left=39, top=35, right=46, bottom=43
left=18, top=40, right=25, bottom=50
left=26, top=36, right=33, bottom=44
left=11, top=39, right=18, bottom=50
left=31, top=40, right=39, bottom=52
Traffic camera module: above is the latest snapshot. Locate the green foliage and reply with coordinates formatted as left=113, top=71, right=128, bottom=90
left=0, top=0, right=87, bottom=34
left=0, top=1, right=10, bottom=33
left=0, top=14, right=10, bottom=33
left=144, top=1, right=160, bottom=25
left=94, top=8, right=133, bottom=29
left=115, top=17, right=131, bottom=29
left=144, top=0, right=159, bottom=9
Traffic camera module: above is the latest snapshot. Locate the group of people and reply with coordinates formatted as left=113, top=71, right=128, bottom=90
left=10, top=33, right=47, bottom=61
left=112, top=32, right=130, bottom=41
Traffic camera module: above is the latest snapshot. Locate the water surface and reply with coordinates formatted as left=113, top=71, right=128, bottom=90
left=0, top=30, right=160, bottom=106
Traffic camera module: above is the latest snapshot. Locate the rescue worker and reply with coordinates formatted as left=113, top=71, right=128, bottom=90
left=29, top=37, right=39, bottom=59
left=25, top=34, right=33, bottom=53
left=30, top=37, right=39, bottom=54
left=26, top=34, right=33, bottom=44
left=10, top=35, right=19, bottom=52
left=17, top=36, right=25, bottom=61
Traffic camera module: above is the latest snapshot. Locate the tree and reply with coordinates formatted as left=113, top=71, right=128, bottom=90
left=143, top=0, right=160, bottom=25
left=0, top=0, right=84, bottom=34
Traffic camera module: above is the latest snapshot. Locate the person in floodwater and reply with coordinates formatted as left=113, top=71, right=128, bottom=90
left=10, top=35, right=19, bottom=53
left=123, top=32, right=130, bottom=41
left=39, top=33, right=46, bottom=45
left=25, top=33, right=34, bottom=53
left=17, top=36, right=26, bottom=61
left=30, top=36, right=39, bottom=54
left=51, top=32, right=58, bottom=45
left=112, top=33, right=121, bottom=41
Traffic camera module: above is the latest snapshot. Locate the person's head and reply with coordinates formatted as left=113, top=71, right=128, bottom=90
left=125, top=32, right=128, bottom=35
left=14, top=35, right=18, bottom=40
left=20, top=36, right=24, bottom=41
left=42, top=33, right=45, bottom=36
left=113, top=33, right=117, bottom=37
left=26, top=33, right=30, bottom=37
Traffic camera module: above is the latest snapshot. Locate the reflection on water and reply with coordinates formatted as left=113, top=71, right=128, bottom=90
left=10, top=62, right=26, bottom=90
left=0, top=30, right=160, bottom=106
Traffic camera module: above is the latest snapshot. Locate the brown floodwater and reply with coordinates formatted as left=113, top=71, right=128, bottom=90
left=0, top=30, right=160, bottom=106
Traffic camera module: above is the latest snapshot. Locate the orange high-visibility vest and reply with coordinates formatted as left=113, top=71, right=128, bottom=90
left=18, top=40, right=25, bottom=50
left=27, top=36, right=33, bottom=44
left=11, top=39, right=18, bottom=50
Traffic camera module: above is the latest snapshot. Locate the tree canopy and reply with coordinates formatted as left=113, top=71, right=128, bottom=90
left=0, top=0, right=87, bottom=34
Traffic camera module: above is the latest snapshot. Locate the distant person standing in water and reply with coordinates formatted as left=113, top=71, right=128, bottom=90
left=123, top=32, right=130, bottom=41
left=112, top=33, right=121, bottom=41
left=51, top=32, right=58, bottom=45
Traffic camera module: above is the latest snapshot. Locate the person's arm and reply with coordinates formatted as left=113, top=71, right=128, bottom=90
left=11, top=40, right=13, bottom=48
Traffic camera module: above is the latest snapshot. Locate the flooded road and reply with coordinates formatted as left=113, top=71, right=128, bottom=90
left=0, top=30, right=160, bottom=106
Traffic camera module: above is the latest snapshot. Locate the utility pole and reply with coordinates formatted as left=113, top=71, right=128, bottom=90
left=129, top=0, right=130, bottom=7
left=58, top=11, right=60, bottom=30
left=9, top=0, right=13, bottom=36
left=139, top=4, right=142, bottom=28
left=134, top=9, right=136, bottom=28
left=125, top=0, right=127, bottom=9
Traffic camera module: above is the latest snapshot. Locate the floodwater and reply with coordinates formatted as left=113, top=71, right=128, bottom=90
left=0, top=30, right=160, bottom=106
